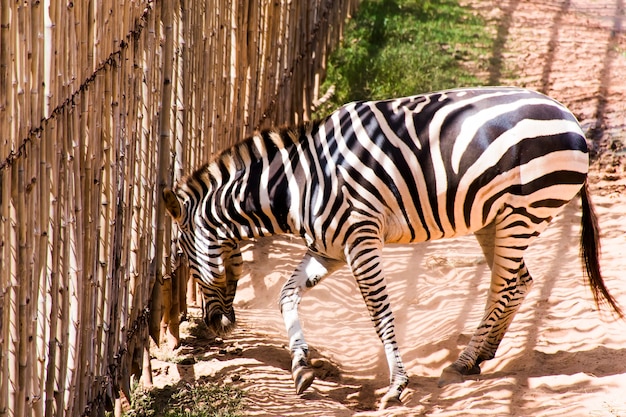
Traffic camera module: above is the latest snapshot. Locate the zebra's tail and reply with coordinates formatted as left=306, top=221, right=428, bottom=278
left=580, top=180, right=624, bottom=318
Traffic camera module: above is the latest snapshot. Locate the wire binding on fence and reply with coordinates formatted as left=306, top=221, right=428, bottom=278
left=0, top=1, right=154, bottom=173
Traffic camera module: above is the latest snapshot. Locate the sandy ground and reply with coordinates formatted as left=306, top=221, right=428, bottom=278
left=150, top=1, right=626, bottom=415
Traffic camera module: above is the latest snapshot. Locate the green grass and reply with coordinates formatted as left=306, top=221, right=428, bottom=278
left=316, top=0, right=493, bottom=116
left=119, top=381, right=244, bottom=417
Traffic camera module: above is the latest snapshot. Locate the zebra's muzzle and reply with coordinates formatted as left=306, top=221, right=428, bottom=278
left=204, top=308, right=236, bottom=336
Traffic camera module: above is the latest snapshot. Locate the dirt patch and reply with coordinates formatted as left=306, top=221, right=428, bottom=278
left=150, top=1, right=626, bottom=416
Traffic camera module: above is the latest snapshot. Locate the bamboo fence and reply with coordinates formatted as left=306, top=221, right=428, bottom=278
left=0, top=0, right=357, bottom=416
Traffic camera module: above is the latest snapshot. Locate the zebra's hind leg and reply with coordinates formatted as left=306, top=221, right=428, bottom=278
left=346, top=236, right=408, bottom=409
left=439, top=219, right=536, bottom=387
left=279, top=251, right=343, bottom=395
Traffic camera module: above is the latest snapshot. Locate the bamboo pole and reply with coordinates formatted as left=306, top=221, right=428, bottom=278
left=156, top=0, right=175, bottom=348
left=42, top=2, right=60, bottom=415
left=132, top=10, right=155, bottom=388
left=17, top=161, right=28, bottom=417
left=82, top=95, right=96, bottom=414
left=63, top=9, right=79, bottom=417
left=111, top=33, right=128, bottom=417
left=28, top=3, right=45, bottom=416
left=57, top=116, right=71, bottom=417
left=43, top=118, right=60, bottom=417
left=118, top=5, right=130, bottom=343
left=97, top=11, right=114, bottom=409
left=145, top=0, right=163, bottom=346
left=12, top=4, right=30, bottom=417
left=34, top=126, right=49, bottom=417
left=0, top=0, right=9, bottom=139
left=7, top=169, right=17, bottom=417
left=106, top=48, right=126, bottom=417
left=23, top=6, right=39, bottom=412
left=75, top=5, right=93, bottom=413
left=90, top=4, right=107, bottom=412
left=57, top=5, right=72, bottom=415
left=41, top=77, right=54, bottom=417
left=173, top=3, right=189, bottom=320
left=0, top=168, right=8, bottom=417
left=77, top=90, right=93, bottom=417
left=64, top=106, right=79, bottom=417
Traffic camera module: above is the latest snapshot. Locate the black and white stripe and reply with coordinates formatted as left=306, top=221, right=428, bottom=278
left=164, top=87, right=621, bottom=408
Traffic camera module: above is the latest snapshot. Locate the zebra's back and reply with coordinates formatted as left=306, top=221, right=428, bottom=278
left=311, top=87, right=588, bottom=247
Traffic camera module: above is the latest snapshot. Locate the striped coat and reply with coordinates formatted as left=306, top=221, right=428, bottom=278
left=164, top=87, right=622, bottom=408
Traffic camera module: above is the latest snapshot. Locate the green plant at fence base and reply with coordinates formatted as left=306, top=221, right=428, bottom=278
left=316, top=0, right=493, bottom=117
left=114, top=381, right=244, bottom=417
left=166, top=383, right=244, bottom=417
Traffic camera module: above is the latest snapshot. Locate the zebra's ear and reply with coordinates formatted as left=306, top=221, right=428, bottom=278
left=163, top=188, right=182, bottom=221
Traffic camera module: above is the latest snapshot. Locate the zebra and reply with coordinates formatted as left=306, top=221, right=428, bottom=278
left=163, top=87, right=622, bottom=409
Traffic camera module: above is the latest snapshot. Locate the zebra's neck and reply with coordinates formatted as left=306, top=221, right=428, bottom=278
left=199, top=121, right=321, bottom=241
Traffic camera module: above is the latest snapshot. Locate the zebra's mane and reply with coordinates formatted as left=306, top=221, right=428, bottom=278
left=178, top=120, right=321, bottom=192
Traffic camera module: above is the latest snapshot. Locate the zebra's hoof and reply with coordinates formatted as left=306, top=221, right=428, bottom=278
left=379, top=391, right=403, bottom=410
left=293, top=365, right=315, bottom=394
left=438, top=366, right=464, bottom=387
left=378, top=379, right=406, bottom=410
left=438, top=363, right=481, bottom=387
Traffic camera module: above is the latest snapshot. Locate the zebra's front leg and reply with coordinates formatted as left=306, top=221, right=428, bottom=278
left=279, top=251, right=343, bottom=394
left=347, top=237, right=408, bottom=409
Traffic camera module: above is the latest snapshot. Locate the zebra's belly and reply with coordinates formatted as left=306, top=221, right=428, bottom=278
left=382, top=210, right=477, bottom=244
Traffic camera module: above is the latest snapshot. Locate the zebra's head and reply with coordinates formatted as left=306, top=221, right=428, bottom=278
left=163, top=183, right=239, bottom=336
